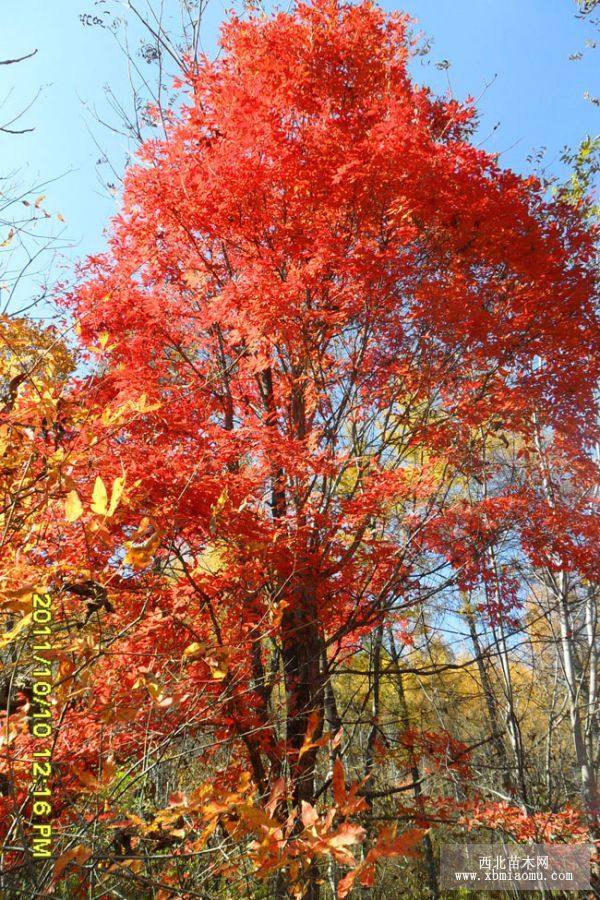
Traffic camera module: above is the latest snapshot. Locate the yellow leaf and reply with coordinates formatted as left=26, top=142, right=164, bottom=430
left=65, top=490, right=83, bottom=522
left=205, top=646, right=231, bottom=680
left=183, top=269, right=206, bottom=289
left=209, top=487, right=229, bottom=533
left=1, top=584, right=44, bottom=613
left=195, top=543, right=226, bottom=576
left=145, top=679, right=173, bottom=707
left=210, top=665, right=228, bottom=680
left=107, top=475, right=125, bottom=517
left=124, top=528, right=161, bottom=570
left=101, top=404, right=127, bottom=427
left=90, top=476, right=108, bottom=515
left=132, top=393, right=160, bottom=413
left=98, top=332, right=109, bottom=349
left=211, top=487, right=228, bottom=518
left=57, top=213, right=65, bottom=222
left=183, top=642, right=206, bottom=659
left=0, top=228, right=14, bottom=248
left=34, top=194, right=46, bottom=208
left=0, top=613, right=32, bottom=650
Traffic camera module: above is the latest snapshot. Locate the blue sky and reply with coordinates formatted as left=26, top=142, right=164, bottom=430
left=1, top=0, right=598, bottom=314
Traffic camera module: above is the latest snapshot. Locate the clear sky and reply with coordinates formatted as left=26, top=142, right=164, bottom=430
left=1, top=0, right=598, bottom=314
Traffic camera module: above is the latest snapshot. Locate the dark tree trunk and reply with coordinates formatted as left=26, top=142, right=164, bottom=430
left=281, top=579, right=324, bottom=899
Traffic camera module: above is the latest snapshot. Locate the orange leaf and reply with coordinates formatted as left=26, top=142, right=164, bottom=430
left=300, top=800, right=318, bottom=829
left=298, top=710, right=325, bottom=759
left=327, top=822, right=365, bottom=850
left=265, top=776, right=286, bottom=817
left=53, top=845, right=92, bottom=879
left=332, top=756, right=346, bottom=808
left=367, top=826, right=428, bottom=862
left=337, top=869, right=358, bottom=898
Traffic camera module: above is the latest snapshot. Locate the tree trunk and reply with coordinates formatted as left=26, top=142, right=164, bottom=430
left=486, top=546, right=530, bottom=812
left=462, top=598, right=512, bottom=795
left=388, top=629, right=439, bottom=900
left=281, top=578, right=324, bottom=899
left=556, top=573, right=600, bottom=837
left=533, top=419, right=599, bottom=836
